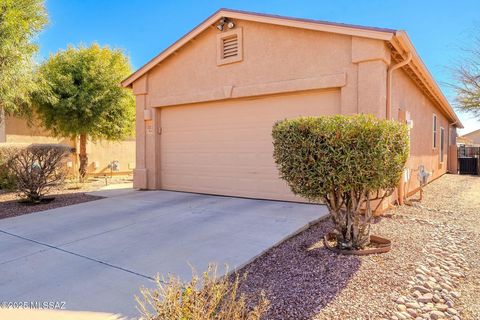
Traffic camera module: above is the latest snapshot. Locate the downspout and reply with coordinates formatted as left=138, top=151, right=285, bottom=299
left=386, top=52, right=412, bottom=206
left=386, top=52, right=412, bottom=120
left=448, top=121, right=458, bottom=174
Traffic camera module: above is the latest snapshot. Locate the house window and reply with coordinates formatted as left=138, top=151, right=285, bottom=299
left=440, top=127, right=445, bottom=162
left=432, top=114, right=437, bottom=149
left=217, top=28, right=243, bottom=66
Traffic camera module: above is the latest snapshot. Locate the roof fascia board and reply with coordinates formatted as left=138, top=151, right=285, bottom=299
left=394, top=31, right=463, bottom=127
left=225, top=11, right=394, bottom=41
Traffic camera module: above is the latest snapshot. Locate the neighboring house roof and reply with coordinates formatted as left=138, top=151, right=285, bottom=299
left=122, top=8, right=462, bottom=127
left=461, top=128, right=480, bottom=139
left=457, top=136, right=474, bottom=145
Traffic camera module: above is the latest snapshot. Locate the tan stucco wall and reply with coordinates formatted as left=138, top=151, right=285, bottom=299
left=145, top=20, right=353, bottom=99
left=133, top=19, right=391, bottom=191
left=3, top=116, right=135, bottom=175
left=82, top=138, right=136, bottom=175
left=391, top=69, right=451, bottom=193
left=129, top=16, right=460, bottom=206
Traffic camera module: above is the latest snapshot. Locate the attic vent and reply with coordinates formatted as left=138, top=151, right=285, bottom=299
left=222, top=36, right=238, bottom=59
left=217, top=28, right=243, bottom=66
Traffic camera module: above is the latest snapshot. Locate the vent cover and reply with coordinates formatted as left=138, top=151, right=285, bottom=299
left=222, top=35, right=238, bottom=59
left=217, top=28, right=243, bottom=66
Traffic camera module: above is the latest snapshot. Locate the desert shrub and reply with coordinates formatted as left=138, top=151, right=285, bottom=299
left=0, top=164, right=16, bottom=191
left=272, top=114, right=409, bottom=249
left=4, top=144, right=71, bottom=203
left=0, top=144, right=24, bottom=191
left=136, top=264, right=269, bottom=320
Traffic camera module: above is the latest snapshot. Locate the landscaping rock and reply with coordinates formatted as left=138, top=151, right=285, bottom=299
left=413, top=286, right=430, bottom=294
left=418, top=293, right=433, bottom=303
left=447, top=308, right=458, bottom=315
left=435, top=304, right=448, bottom=312
left=429, top=310, right=445, bottom=320
left=405, top=302, right=420, bottom=309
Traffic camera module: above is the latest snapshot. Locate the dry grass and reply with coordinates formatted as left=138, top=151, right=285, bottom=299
left=136, top=264, right=269, bottom=320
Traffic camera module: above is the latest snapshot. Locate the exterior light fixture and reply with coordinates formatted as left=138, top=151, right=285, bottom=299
left=216, top=17, right=235, bottom=32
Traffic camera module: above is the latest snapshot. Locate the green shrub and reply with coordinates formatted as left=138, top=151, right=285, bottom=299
left=272, top=114, right=409, bottom=249
left=136, top=264, right=269, bottom=320
left=3, top=144, right=71, bottom=203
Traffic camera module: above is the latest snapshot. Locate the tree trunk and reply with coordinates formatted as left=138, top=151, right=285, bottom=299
left=79, top=134, right=88, bottom=182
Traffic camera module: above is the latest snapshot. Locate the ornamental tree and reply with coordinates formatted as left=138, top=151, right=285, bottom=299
left=272, top=114, right=409, bottom=250
left=0, top=0, right=48, bottom=116
left=32, top=44, right=135, bottom=180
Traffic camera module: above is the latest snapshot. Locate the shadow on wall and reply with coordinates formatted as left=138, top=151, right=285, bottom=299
left=236, top=219, right=360, bottom=320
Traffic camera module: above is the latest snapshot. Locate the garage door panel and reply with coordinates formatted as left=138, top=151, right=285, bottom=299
left=160, top=89, right=340, bottom=201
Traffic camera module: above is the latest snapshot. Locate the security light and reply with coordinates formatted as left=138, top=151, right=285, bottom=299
left=216, top=17, right=235, bottom=32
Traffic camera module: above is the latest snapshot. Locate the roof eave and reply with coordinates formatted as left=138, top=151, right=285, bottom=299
left=393, top=31, right=463, bottom=128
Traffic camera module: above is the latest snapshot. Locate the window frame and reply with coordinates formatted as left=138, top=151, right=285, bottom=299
left=432, top=114, right=437, bottom=149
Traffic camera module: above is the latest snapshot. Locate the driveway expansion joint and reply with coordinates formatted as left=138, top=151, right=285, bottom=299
left=0, top=229, right=154, bottom=281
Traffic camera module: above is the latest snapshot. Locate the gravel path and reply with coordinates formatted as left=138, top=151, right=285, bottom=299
left=238, top=174, right=480, bottom=320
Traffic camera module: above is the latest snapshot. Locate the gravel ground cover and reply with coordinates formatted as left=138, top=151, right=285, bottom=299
left=0, top=190, right=102, bottom=219
left=0, top=175, right=131, bottom=219
left=238, top=174, right=480, bottom=320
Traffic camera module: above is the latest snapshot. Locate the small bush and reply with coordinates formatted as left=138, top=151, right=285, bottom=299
left=4, top=144, right=71, bottom=203
left=0, top=164, right=17, bottom=191
left=136, top=264, right=269, bottom=320
left=0, top=144, right=24, bottom=191
left=272, top=114, right=409, bottom=249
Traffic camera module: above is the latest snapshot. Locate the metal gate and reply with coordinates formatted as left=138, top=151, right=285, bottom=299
left=458, top=146, right=480, bottom=175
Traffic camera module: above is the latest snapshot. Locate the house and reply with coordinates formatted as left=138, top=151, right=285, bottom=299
left=122, top=8, right=462, bottom=204
left=0, top=115, right=135, bottom=176
left=458, top=129, right=480, bottom=146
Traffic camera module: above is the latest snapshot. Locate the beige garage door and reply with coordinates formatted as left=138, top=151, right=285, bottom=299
left=160, top=89, right=340, bottom=202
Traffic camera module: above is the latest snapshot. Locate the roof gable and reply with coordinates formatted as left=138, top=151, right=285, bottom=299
left=121, top=8, right=395, bottom=88
left=122, top=8, right=462, bottom=128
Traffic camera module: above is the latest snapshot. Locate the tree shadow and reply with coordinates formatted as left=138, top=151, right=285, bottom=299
left=237, top=219, right=361, bottom=320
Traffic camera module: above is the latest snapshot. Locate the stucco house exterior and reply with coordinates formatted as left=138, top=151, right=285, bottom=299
left=122, top=9, right=462, bottom=204
left=0, top=115, right=135, bottom=176
left=458, top=129, right=480, bottom=146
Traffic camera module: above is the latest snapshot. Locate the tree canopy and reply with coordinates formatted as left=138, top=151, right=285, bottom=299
left=33, top=43, right=135, bottom=140
left=32, top=43, right=135, bottom=179
left=454, top=37, right=480, bottom=120
left=0, top=0, right=48, bottom=115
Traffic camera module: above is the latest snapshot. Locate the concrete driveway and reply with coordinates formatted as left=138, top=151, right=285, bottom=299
left=0, top=190, right=327, bottom=318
